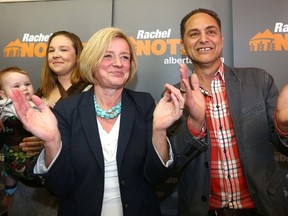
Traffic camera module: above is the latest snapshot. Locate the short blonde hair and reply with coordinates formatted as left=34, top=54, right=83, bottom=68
left=80, top=27, right=137, bottom=85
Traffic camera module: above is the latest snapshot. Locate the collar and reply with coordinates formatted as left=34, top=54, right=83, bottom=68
left=217, top=62, right=225, bottom=83
left=194, top=62, right=225, bottom=96
left=192, top=61, right=225, bottom=80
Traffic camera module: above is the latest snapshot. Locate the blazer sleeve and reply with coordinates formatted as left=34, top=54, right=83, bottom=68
left=42, top=100, right=77, bottom=198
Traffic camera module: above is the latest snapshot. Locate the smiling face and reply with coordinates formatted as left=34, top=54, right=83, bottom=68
left=181, top=12, right=223, bottom=68
left=95, top=37, right=131, bottom=89
left=47, top=35, right=77, bottom=77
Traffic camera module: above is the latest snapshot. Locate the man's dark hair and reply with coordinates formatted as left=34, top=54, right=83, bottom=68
left=180, top=8, right=222, bottom=39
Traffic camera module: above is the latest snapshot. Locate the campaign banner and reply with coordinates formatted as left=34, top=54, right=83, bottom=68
left=232, top=0, right=288, bottom=91
left=0, top=0, right=112, bottom=89
left=113, top=0, right=232, bottom=102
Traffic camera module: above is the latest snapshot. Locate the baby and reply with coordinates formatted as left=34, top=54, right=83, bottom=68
left=0, top=67, right=40, bottom=207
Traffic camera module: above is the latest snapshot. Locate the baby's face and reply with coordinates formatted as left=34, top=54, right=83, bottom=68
left=1, top=72, right=34, bottom=100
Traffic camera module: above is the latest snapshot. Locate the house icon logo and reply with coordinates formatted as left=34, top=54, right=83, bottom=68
left=3, top=38, right=47, bottom=58
left=4, top=39, right=23, bottom=57
left=249, top=27, right=288, bottom=52
left=3, top=33, right=53, bottom=58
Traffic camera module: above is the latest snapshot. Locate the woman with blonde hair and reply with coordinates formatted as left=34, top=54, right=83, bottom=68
left=10, top=27, right=186, bottom=216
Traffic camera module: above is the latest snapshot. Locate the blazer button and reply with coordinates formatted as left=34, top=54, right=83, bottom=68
left=121, top=180, right=125, bottom=186
left=38, top=176, right=45, bottom=185
left=124, top=204, right=128, bottom=209
left=204, top=162, right=209, bottom=168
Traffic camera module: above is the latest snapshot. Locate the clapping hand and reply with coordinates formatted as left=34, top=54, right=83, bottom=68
left=152, top=83, right=185, bottom=163
left=179, top=63, right=206, bottom=132
left=11, top=88, right=61, bottom=166
left=153, top=83, right=185, bottom=131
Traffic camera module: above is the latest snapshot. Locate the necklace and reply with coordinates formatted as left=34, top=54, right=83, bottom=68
left=93, top=95, right=121, bottom=119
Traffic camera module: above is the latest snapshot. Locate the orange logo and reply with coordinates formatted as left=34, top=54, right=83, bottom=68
left=4, top=30, right=183, bottom=61
left=4, top=37, right=181, bottom=58
left=4, top=39, right=47, bottom=58
left=249, top=28, right=288, bottom=52
left=130, top=29, right=181, bottom=56
left=129, top=36, right=181, bottom=56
